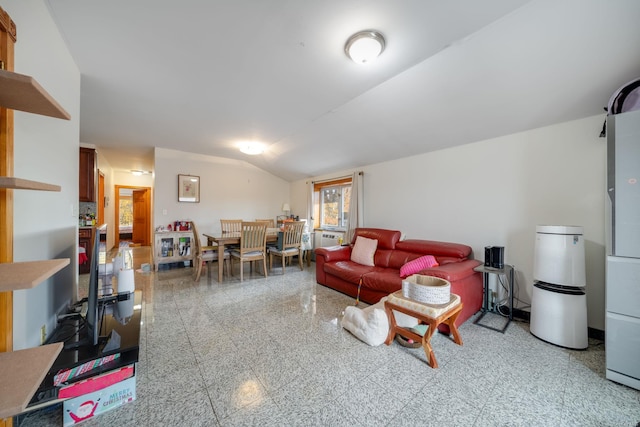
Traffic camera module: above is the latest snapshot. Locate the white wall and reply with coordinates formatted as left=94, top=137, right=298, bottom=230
left=291, top=115, right=607, bottom=330
left=3, top=0, right=81, bottom=349
left=154, top=148, right=289, bottom=246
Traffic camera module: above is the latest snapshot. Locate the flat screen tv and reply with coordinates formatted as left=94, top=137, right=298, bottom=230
left=86, top=224, right=108, bottom=346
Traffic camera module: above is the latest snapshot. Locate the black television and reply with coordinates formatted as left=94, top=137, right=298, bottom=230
left=86, top=224, right=108, bottom=346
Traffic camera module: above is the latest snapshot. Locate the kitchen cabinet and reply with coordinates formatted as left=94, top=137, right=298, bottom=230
left=0, top=62, right=71, bottom=418
left=79, top=147, right=96, bottom=202
left=78, top=227, right=94, bottom=274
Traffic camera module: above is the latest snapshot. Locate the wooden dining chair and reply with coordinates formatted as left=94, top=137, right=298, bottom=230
left=255, top=219, right=275, bottom=228
left=269, top=221, right=305, bottom=274
left=230, top=221, right=268, bottom=281
left=220, top=219, right=242, bottom=234
left=191, top=221, right=230, bottom=282
left=220, top=219, right=242, bottom=251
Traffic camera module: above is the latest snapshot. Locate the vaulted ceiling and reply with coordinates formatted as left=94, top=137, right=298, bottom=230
left=46, top=0, right=640, bottom=181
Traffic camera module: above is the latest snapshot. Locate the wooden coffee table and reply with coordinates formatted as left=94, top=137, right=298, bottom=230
left=384, top=291, right=463, bottom=368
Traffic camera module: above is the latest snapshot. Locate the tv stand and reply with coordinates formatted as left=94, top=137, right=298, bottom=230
left=27, top=290, right=142, bottom=410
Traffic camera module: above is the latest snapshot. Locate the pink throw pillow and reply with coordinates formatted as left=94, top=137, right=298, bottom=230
left=350, top=236, right=378, bottom=266
left=400, top=255, right=439, bottom=278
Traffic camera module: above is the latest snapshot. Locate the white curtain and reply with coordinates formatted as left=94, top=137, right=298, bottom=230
left=306, top=181, right=314, bottom=227
left=346, top=172, right=363, bottom=243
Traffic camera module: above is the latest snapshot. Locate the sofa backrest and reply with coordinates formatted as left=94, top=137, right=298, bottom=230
left=395, top=239, right=471, bottom=260
left=352, top=228, right=401, bottom=249
left=350, top=230, right=472, bottom=269
left=351, top=228, right=401, bottom=268
left=386, top=239, right=472, bottom=269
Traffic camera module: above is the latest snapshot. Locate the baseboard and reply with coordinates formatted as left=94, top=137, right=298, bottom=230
left=588, top=327, right=605, bottom=341
left=512, top=307, right=530, bottom=322
left=508, top=307, right=605, bottom=341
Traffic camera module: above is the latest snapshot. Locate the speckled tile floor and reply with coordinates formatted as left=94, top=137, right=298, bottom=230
left=17, top=247, right=640, bottom=427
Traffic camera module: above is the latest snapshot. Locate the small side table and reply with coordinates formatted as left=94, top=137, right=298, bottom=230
left=473, top=264, right=514, bottom=333
left=384, top=291, right=463, bottom=368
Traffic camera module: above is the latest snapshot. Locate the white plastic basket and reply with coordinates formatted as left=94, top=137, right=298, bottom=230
left=402, top=274, right=451, bottom=305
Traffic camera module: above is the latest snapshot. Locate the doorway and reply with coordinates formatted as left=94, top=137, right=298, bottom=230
left=115, top=185, right=151, bottom=247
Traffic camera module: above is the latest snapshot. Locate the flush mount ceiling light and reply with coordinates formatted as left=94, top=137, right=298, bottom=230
left=345, top=30, right=385, bottom=64
left=131, top=170, right=151, bottom=176
left=238, top=141, right=265, bottom=155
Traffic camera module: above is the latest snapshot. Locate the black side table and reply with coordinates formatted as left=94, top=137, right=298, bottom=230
left=473, top=264, right=514, bottom=333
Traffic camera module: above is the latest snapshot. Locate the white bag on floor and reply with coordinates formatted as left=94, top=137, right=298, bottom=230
left=341, top=297, right=418, bottom=346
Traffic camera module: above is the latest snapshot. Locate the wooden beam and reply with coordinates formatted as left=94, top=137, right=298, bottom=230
left=0, top=5, right=16, bottom=427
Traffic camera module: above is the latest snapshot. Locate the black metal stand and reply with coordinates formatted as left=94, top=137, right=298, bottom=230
left=473, top=264, right=514, bottom=333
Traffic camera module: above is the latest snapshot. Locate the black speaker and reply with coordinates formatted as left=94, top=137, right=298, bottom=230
left=491, top=246, right=504, bottom=269
left=484, top=246, right=492, bottom=267
left=484, top=246, right=505, bottom=269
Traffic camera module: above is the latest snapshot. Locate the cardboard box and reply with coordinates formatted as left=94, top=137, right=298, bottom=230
left=62, top=375, right=136, bottom=426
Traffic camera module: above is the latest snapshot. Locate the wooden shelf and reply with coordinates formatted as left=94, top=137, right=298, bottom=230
left=0, top=177, right=60, bottom=191
left=0, top=259, right=70, bottom=292
left=0, top=69, right=70, bottom=120
left=0, top=343, right=63, bottom=418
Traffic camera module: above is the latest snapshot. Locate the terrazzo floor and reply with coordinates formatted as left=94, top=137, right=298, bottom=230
left=17, top=247, right=640, bottom=427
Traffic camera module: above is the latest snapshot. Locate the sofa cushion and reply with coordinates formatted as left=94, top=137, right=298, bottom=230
left=362, top=269, right=403, bottom=294
left=351, top=236, right=378, bottom=266
left=324, top=260, right=378, bottom=284
left=399, top=255, right=439, bottom=278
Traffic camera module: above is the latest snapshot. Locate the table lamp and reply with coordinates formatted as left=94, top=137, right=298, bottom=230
left=282, top=203, right=291, bottom=218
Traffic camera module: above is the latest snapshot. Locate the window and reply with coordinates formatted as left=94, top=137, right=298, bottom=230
left=119, top=195, right=133, bottom=228
left=316, top=179, right=351, bottom=229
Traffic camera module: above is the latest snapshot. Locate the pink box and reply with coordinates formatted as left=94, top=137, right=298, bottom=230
left=62, top=375, right=136, bottom=426
left=59, top=365, right=134, bottom=399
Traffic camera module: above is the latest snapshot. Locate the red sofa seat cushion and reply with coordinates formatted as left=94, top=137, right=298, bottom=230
left=324, top=261, right=378, bottom=284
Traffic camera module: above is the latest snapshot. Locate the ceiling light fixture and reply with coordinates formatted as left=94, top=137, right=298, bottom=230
left=238, top=141, right=265, bottom=155
left=345, top=30, right=385, bottom=64
left=131, top=170, right=150, bottom=176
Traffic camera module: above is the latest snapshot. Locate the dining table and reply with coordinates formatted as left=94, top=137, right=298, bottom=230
left=203, top=228, right=280, bottom=282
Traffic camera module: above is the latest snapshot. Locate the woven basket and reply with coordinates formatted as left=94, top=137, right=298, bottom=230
left=402, top=274, right=451, bottom=305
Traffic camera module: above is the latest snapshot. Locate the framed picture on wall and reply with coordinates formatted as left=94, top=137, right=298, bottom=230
left=178, top=174, right=200, bottom=203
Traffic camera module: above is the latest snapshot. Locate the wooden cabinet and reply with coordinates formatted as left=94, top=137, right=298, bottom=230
left=154, top=230, right=194, bottom=271
left=78, top=227, right=93, bottom=274
left=0, top=64, right=71, bottom=418
left=79, top=147, right=96, bottom=202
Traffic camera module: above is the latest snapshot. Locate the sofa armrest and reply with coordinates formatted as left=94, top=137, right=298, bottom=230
left=315, top=245, right=351, bottom=263
left=315, top=246, right=352, bottom=285
left=417, top=259, right=482, bottom=282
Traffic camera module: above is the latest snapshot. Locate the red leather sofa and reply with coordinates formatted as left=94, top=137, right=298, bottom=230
left=315, top=228, right=483, bottom=331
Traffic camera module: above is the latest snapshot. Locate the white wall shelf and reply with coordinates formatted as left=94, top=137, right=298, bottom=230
left=0, top=343, right=63, bottom=418
left=0, top=177, right=61, bottom=191
left=0, top=69, right=70, bottom=119
left=0, top=259, right=70, bottom=292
